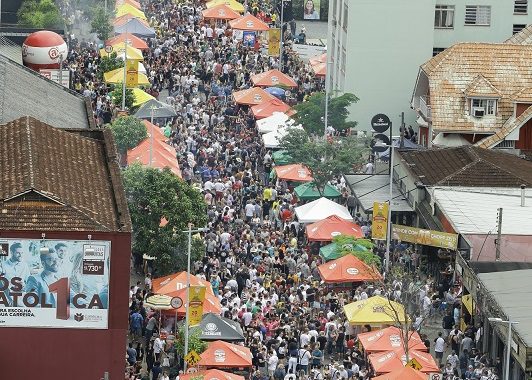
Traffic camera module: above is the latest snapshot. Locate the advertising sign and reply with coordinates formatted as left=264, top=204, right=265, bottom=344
left=303, top=0, right=320, bottom=20
left=187, top=285, right=206, bottom=326
left=126, top=59, right=138, bottom=87
left=0, top=238, right=111, bottom=329
left=268, top=28, right=281, bottom=56
left=39, top=69, right=70, bottom=88
left=372, top=202, right=388, bottom=240
left=242, top=31, right=256, bottom=47
left=392, top=224, right=458, bottom=250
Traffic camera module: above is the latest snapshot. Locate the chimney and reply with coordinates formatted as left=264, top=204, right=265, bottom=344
left=521, top=184, right=526, bottom=207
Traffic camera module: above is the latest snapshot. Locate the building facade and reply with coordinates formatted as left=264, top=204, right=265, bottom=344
left=327, top=0, right=532, bottom=132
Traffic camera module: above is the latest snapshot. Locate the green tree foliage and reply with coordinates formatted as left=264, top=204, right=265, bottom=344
left=90, top=6, right=113, bottom=41
left=174, top=326, right=207, bottom=357
left=293, top=92, right=358, bottom=135
left=279, top=128, right=369, bottom=188
left=18, top=0, right=62, bottom=29
left=110, top=86, right=135, bottom=110
left=122, top=165, right=208, bottom=275
left=98, top=52, right=124, bottom=80
left=331, top=235, right=381, bottom=269
left=108, top=116, right=147, bottom=154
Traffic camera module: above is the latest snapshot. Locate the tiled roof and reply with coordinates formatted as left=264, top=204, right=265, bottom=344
left=0, top=116, right=131, bottom=232
left=512, top=87, right=532, bottom=103
left=419, top=43, right=532, bottom=133
left=505, top=25, right=532, bottom=44
left=399, top=146, right=532, bottom=187
left=476, top=105, right=532, bottom=148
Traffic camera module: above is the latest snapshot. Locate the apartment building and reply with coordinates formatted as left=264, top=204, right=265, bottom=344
left=328, top=0, right=532, bottom=132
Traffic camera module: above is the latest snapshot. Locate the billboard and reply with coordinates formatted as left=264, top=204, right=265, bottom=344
left=0, top=238, right=111, bottom=329
left=303, top=0, right=320, bottom=20
left=392, top=224, right=458, bottom=250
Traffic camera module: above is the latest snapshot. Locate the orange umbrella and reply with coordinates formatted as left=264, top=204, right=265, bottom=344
left=372, top=366, right=428, bottom=380
left=312, top=62, right=326, bottom=77
left=152, top=272, right=214, bottom=295
left=306, top=215, right=363, bottom=241
left=202, top=4, right=241, bottom=20
left=127, top=138, right=182, bottom=177
left=198, top=341, right=253, bottom=368
left=181, top=369, right=245, bottom=380
left=309, top=53, right=327, bottom=66
left=229, top=14, right=270, bottom=31
left=318, top=254, right=382, bottom=283
left=274, top=164, right=313, bottom=182
left=251, top=98, right=292, bottom=119
left=162, top=287, right=222, bottom=316
left=233, top=87, right=275, bottom=105
left=113, top=13, right=150, bottom=27
left=116, top=0, right=141, bottom=9
left=105, top=32, right=149, bottom=50
left=251, top=69, right=298, bottom=88
left=369, top=349, right=439, bottom=374
left=358, top=326, right=427, bottom=353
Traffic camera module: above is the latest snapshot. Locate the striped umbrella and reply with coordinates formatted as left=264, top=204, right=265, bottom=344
left=145, top=294, right=173, bottom=310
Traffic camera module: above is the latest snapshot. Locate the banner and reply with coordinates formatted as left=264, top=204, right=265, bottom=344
left=0, top=238, right=110, bottom=329
left=372, top=202, right=388, bottom=240
left=39, top=69, right=70, bottom=88
left=268, top=28, right=281, bottom=56
left=126, top=59, right=138, bottom=87
left=392, top=224, right=458, bottom=250
left=303, top=0, right=320, bottom=20
left=187, top=285, right=206, bottom=326
left=242, top=31, right=256, bottom=47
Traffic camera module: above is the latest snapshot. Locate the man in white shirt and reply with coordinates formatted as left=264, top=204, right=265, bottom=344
left=242, top=308, right=253, bottom=327
left=153, top=336, right=164, bottom=361
left=298, top=345, right=312, bottom=374
left=434, top=332, right=446, bottom=366
left=300, top=329, right=311, bottom=347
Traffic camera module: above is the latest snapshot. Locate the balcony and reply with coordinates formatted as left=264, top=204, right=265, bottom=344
left=419, top=95, right=432, bottom=120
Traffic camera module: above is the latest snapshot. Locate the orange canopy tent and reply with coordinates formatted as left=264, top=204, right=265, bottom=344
left=105, top=32, right=149, bottom=50
left=251, top=69, right=298, bottom=88
left=233, top=87, right=275, bottom=106
left=318, top=254, right=382, bottom=283
left=372, top=367, right=428, bottom=380
left=116, top=0, right=141, bottom=9
left=309, top=53, right=327, bottom=66
left=113, top=14, right=150, bottom=27
left=251, top=98, right=293, bottom=119
left=274, top=164, right=313, bottom=182
left=202, top=4, right=241, bottom=20
left=306, top=215, right=363, bottom=241
left=198, top=341, right=253, bottom=368
left=229, top=14, right=270, bottom=31
left=368, top=349, right=439, bottom=374
left=162, top=286, right=222, bottom=317
left=312, top=62, right=326, bottom=77
left=357, top=326, right=427, bottom=353
left=127, top=139, right=181, bottom=177
left=181, top=369, right=245, bottom=380
left=152, top=271, right=214, bottom=295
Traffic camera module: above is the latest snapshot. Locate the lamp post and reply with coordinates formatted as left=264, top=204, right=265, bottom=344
left=182, top=224, right=209, bottom=371
left=279, top=0, right=285, bottom=71
left=375, top=142, right=394, bottom=273
left=488, top=317, right=519, bottom=380
left=323, top=61, right=332, bottom=137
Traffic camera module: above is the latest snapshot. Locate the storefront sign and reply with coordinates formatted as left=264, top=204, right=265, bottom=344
left=392, top=224, right=458, bottom=250
left=372, top=202, right=388, bottom=240
left=0, top=238, right=110, bottom=329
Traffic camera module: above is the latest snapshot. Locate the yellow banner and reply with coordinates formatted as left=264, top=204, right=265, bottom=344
left=187, top=285, right=206, bottom=326
left=392, top=224, right=458, bottom=250
left=125, top=59, right=138, bottom=87
left=268, top=28, right=281, bottom=56
left=372, top=202, right=388, bottom=240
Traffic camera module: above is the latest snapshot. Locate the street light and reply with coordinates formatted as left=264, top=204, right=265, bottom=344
left=182, top=223, right=209, bottom=371
left=488, top=317, right=519, bottom=380
left=375, top=142, right=394, bottom=274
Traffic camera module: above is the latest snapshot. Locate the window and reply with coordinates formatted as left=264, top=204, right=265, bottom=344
left=432, top=47, right=445, bottom=56
left=513, top=24, right=527, bottom=34
left=495, top=140, right=516, bottom=149
left=515, top=0, right=528, bottom=14
left=435, top=5, right=455, bottom=28
left=465, top=5, right=491, bottom=25
left=470, top=98, right=497, bottom=116
left=343, top=3, right=348, bottom=30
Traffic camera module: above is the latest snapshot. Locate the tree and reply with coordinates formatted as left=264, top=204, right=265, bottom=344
left=108, top=116, right=147, bottom=154
left=331, top=235, right=381, bottom=269
left=122, top=164, right=208, bottom=275
left=91, top=6, right=113, bottom=41
left=97, top=52, right=124, bottom=80
left=111, top=86, right=135, bottom=110
left=174, top=326, right=207, bottom=358
left=293, top=92, right=358, bottom=135
left=279, top=128, right=369, bottom=188
left=18, top=0, right=62, bottom=29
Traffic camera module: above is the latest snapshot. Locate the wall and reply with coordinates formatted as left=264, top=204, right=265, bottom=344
left=465, top=234, right=532, bottom=262
left=0, top=230, right=131, bottom=380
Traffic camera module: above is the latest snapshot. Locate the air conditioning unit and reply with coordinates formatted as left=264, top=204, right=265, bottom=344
left=473, top=107, right=485, bottom=118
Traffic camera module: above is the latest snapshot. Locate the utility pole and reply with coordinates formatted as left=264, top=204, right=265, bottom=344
left=279, top=0, right=284, bottom=71
left=495, top=207, right=503, bottom=261
left=400, top=112, right=405, bottom=148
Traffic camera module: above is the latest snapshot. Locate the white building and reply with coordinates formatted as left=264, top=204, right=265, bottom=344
left=328, top=0, right=532, bottom=133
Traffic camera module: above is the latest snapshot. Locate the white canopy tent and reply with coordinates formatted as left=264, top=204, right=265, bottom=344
left=256, top=112, right=294, bottom=134
left=262, top=124, right=303, bottom=148
left=433, top=132, right=471, bottom=147
left=295, top=197, right=353, bottom=224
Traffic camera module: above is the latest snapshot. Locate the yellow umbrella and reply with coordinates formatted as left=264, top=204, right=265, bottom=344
left=115, top=3, right=147, bottom=19
left=104, top=67, right=151, bottom=86
left=100, top=43, right=144, bottom=61
left=206, top=0, right=245, bottom=13
left=132, top=88, right=155, bottom=107
left=343, top=296, right=409, bottom=326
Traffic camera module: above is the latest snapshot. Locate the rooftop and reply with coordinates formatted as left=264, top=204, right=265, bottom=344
left=0, top=116, right=131, bottom=232
left=398, top=146, right=532, bottom=187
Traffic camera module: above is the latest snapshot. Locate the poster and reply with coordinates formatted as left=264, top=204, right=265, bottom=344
left=187, top=285, right=206, bottom=326
left=0, top=238, right=111, bottom=329
left=372, top=202, right=388, bottom=240
left=39, top=69, right=70, bottom=88
left=303, top=0, right=320, bottom=20
left=126, top=59, right=138, bottom=87
left=242, top=31, right=256, bottom=47
left=392, top=224, right=458, bottom=250
left=268, top=28, right=281, bottom=56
